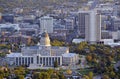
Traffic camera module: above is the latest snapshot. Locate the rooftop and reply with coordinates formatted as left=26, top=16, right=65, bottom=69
left=62, top=53, right=77, bottom=57
left=7, top=53, right=33, bottom=57
left=0, top=23, right=20, bottom=30
left=52, top=46, right=68, bottom=50
left=22, top=46, right=39, bottom=50
left=7, top=53, right=22, bottom=57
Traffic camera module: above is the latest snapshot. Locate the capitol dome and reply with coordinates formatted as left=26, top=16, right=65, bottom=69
left=40, top=32, right=51, bottom=46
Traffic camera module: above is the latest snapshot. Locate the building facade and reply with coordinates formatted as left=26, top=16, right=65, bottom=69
left=0, top=23, right=20, bottom=32
left=78, top=11, right=89, bottom=38
left=7, top=32, right=78, bottom=68
left=78, top=10, right=101, bottom=44
left=39, top=16, right=53, bottom=33
left=9, top=34, right=32, bottom=45
left=85, top=10, right=101, bottom=44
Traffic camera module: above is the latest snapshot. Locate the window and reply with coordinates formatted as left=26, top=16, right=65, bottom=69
left=25, top=57, right=27, bottom=65
left=31, top=57, right=33, bottom=64
left=16, top=57, right=18, bottom=65
left=49, top=57, right=51, bottom=66
left=28, top=57, right=30, bottom=65
left=19, top=57, right=21, bottom=65
left=22, top=58, right=24, bottom=65
left=37, top=56, right=39, bottom=64
left=46, top=57, right=48, bottom=66
left=40, top=57, right=42, bottom=64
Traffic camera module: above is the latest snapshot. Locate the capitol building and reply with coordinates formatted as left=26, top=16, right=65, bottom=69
left=7, top=32, right=78, bottom=68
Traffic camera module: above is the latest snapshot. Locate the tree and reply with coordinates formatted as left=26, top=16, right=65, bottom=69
left=14, top=70, right=21, bottom=76
left=58, top=74, right=65, bottom=79
left=109, top=71, right=116, bottom=78
left=88, top=72, right=93, bottom=79
left=33, top=72, right=50, bottom=79
left=47, top=69, right=54, bottom=76
left=14, top=66, right=25, bottom=76
left=51, top=40, right=64, bottom=46
left=33, top=72, right=39, bottom=79
left=102, top=75, right=110, bottom=79
left=51, top=74, right=59, bottom=79
left=17, top=75, right=24, bottom=79
left=77, top=42, right=87, bottom=51
left=83, top=75, right=90, bottom=79
left=66, top=69, right=72, bottom=75
left=54, top=60, right=58, bottom=68
left=0, top=74, right=3, bottom=79
left=86, top=55, right=92, bottom=62
left=89, top=46, right=96, bottom=52
left=39, top=72, right=50, bottom=79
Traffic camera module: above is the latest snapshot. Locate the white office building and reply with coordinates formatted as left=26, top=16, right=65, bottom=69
left=39, top=16, right=53, bottom=33
left=83, top=10, right=101, bottom=44
left=0, top=23, right=20, bottom=33
left=7, top=32, right=78, bottom=68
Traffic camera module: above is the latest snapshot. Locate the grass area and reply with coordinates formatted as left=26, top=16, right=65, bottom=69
left=78, top=69, right=93, bottom=75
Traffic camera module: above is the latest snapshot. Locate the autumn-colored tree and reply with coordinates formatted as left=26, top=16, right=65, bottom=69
left=66, top=69, right=72, bottom=75
left=89, top=46, right=96, bottom=52
left=86, top=55, right=92, bottom=62
left=51, top=40, right=65, bottom=46
left=77, top=42, right=87, bottom=51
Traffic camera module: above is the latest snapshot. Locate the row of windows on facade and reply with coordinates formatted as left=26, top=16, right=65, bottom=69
left=15, top=57, right=61, bottom=66
left=15, top=57, right=33, bottom=66
left=36, top=56, right=61, bottom=66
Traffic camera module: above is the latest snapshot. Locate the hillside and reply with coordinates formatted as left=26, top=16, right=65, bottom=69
left=0, top=0, right=89, bottom=13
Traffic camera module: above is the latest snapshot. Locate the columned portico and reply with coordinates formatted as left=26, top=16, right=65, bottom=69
left=30, top=55, right=62, bottom=67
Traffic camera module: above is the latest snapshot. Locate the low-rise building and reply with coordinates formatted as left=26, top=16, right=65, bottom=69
left=101, top=30, right=112, bottom=39
left=9, top=34, right=32, bottom=45
left=0, top=23, right=20, bottom=32
left=19, top=28, right=38, bottom=36
left=62, top=53, right=78, bottom=66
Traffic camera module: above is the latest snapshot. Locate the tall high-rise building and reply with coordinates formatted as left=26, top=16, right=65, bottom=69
left=113, top=2, right=120, bottom=17
left=85, top=11, right=101, bottom=44
left=39, top=16, right=53, bottom=33
left=78, top=10, right=101, bottom=44
left=78, top=11, right=89, bottom=38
